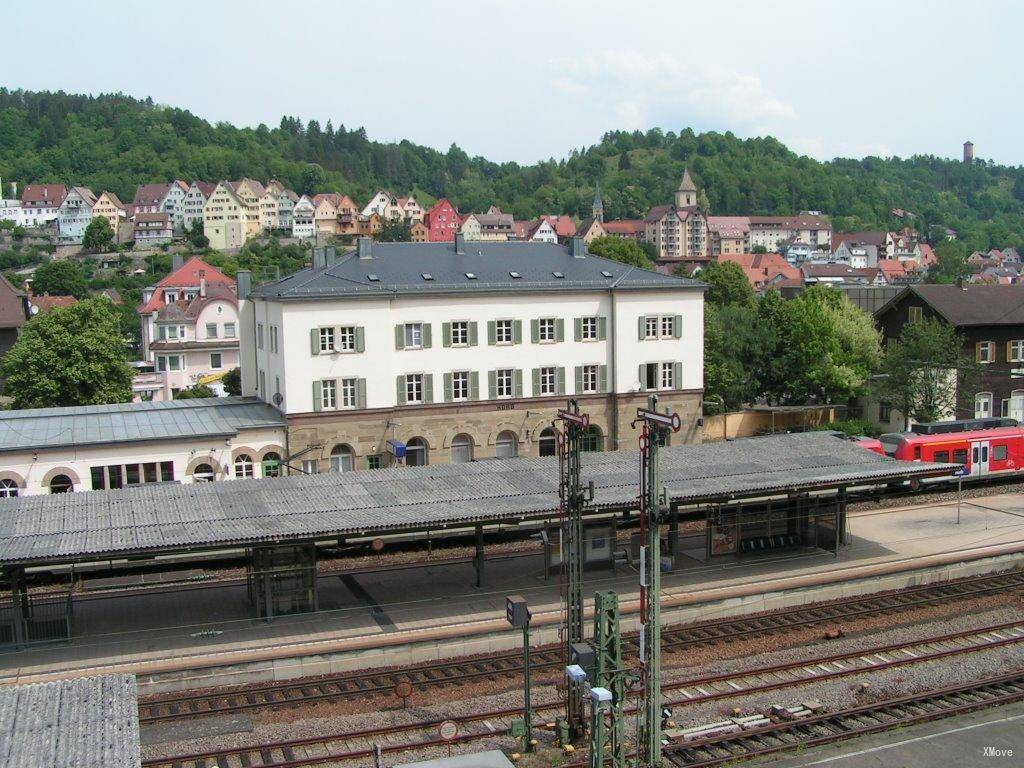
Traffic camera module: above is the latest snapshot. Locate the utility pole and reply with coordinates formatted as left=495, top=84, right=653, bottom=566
left=591, top=590, right=627, bottom=768
left=633, top=395, right=681, bottom=768
left=556, top=399, right=593, bottom=742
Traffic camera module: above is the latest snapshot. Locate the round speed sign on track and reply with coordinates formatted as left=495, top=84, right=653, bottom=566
left=438, top=720, right=459, bottom=741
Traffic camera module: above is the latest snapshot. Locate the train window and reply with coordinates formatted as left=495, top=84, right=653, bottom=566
left=934, top=450, right=950, bottom=463
left=953, top=449, right=968, bottom=464
left=994, top=445, right=1008, bottom=461
left=913, top=446, right=921, bottom=459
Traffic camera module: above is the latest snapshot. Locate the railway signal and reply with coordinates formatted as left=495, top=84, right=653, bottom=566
left=506, top=594, right=534, bottom=752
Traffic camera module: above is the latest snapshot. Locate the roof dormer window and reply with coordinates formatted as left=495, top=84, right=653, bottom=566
left=552, top=271, right=564, bottom=279
left=509, top=271, right=521, bottom=279
left=421, top=273, right=434, bottom=281
left=367, top=274, right=379, bottom=282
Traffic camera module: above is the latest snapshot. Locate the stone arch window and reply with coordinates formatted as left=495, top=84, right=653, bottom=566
left=262, top=452, right=282, bottom=478
left=450, top=433, right=474, bottom=464
left=330, top=444, right=355, bottom=472
left=495, top=430, right=518, bottom=459
left=193, top=463, right=216, bottom=482
left=234, top=453, right=255, bottom=479
left=539, top=427, right=558, bottom=458
left=0, top=478, right=18, bottom=498
left=581, top=425, right=604, bottom=453
left=49, top=474, right=73, bottom=494
left=406, top=437, right=428, bottom=467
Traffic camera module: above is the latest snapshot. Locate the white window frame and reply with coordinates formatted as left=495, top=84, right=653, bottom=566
left=451, top=320, right=469, bottom=346
left=224, top=322, right=236, bottom=338
left=645, top=316, right=659, bottom=339
left=406, top=373, right=424, bottom=404
left=319, top=326, right=335, bottom=353
left=340, top=378, right=357, bottom=408
left=321, top=378, right=337, bottom=409
left=205, top=322, right=218, bottom=338
left=210, top=352, right=222, bottom=369
left=404, top=322, right=423, bottom=349
left=539, top=366, right=556, bottom=395
left=660, top=361, right=675, bottom=390
left=1011, top=340, right=1024, bottom=363
left=538, top=318, right=556, bottom=343
left=660, top=316, right=675, bottom=338
left=452, top=370, right=470, bottom=401
left=975, top=391, right=993, bottom=418
left=978, top=341, right=994, bottom=364
left=495, top=319, right=513, bottom=345
left=581, top=316, right=598, bottom=341
left=581, top=364, right=598, bottom=393
left=496, top=368, right=513, bottom=398
left=338, top=325, right=357, bottom=352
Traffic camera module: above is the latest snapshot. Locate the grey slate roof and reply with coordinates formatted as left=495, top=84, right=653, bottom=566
left=0, top=674, right=140, bottom=768
left=878, top=284, right=1024, bottom=326
left=0, top=397, right=285, bottom=454
left=0, top=432, right=951, bottom=566
left=249, top=241, right=703, bottom=300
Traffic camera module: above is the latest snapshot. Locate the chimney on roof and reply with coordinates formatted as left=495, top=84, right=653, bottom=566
left=199, top=270, right=207, bottom=298
left=325, top=246, right=339, bottom=266
left=454, top=232, right=465, bottom=255
left=570, top=236, right=586, bottom=258
left=357, top=237, right=373, bottom=260
left=171, top=253, right=184, bottom=272
left=312, top=247, right=327, bottom=270
left=236, top=270, right=252, bottom=300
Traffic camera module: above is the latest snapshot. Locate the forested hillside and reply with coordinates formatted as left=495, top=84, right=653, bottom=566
left=2, top=89, right=1023, bottom=250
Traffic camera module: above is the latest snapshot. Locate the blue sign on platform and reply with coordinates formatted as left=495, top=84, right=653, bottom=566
left=386, top=439, right=406, bottom=459
left=953, top=466, right=970, bottom=477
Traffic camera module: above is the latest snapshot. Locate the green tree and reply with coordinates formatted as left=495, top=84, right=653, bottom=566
left=81, top=216, right=114, bottom=253
left=926, top=241, right=970, bottom=284
left=695, top=260, right=755, bottom=308
left=186, top=219, right=209, bottom=249
left=375, top=219, right=412, bottom=242
left=174, top=383, right=216, bottom=399
left=703, top=303, right=767, bottom=411
left=222, top=366, right=242, bottom=396
left=872, top=318, right=976, bottom=429
left=0, top=298, right=133, bottom=408
left=586, top=235, right=654, bottom=268
left=31, top=259, right=89, bottom=298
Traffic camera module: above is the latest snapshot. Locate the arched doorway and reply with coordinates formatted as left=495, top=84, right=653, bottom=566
left=539, top=427, right=557, bottom=457
left=581, top=425, right=604, bottom=452
left=495, top=430, right=518, bottom=459
left=262, top=452, right=282, bottom=478
left=330, top=444, right=355, bottom=472
left=49, top=474, right=73, bottom=494
left=406, top=437, right=428, bottom=467
left=451, top=434, right=474, bottom=464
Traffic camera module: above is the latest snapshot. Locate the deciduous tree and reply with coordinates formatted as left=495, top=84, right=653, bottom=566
left=31, top=259, right=88, bottom=299
left=586, top=235, right=654, bottom=269
left=81, top=216, right=114, bottom=253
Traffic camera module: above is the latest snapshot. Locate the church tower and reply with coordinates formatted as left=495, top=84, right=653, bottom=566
left=592, top=180, right=604, bottom=223
left=675, top=168, right=697, bottom=208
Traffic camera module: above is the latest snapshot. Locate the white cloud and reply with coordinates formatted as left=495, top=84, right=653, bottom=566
left=551, top=49, right=798, bottom=133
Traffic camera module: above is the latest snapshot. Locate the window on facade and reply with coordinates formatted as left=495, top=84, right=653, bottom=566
left=538, top=318, right=556, bottom=342
left=581, top=316, right=598, bottom=341
left=270, top=326, right=278, bottom=353
left=330, top=444, right=355, bottom=472
left=257, top=324, right=264, bottom=349
left=301, top=459, right=319, bottom=474
left=496, top=319, right=513, bottom=344
left=262, top=452, right=281, bottom=478
left=908, top=306, right=923, bottom=323
left=1011, top=340, right=1024, bottom=363
left=539, top=427, right=558, bottom=457
left=206, top=322, right=218, bottom=338
left=977, top=341, right=994, bottom=363
left=339, top=378, right=357, bottom=408
left=0, top=479, right=18, bottom=498
left=641, top=363, right=659, bottom=390
left=404, top=323, right=423, bottom=348
left=581, top=365, right=598, bottom=393
left=539, top=366, right=557, bottom=395
left=193, top=463, right=215, bottom=482
left=406, top=437, right=429, bottom=467
left=879, top=403, right=892, bottom=422
left=975, top=392, right=993, bottom=418
left=210, top=352, right=222, bottom=369
left=645, top=316, right=659, bottom=339
left=452, top=371, right=470, bottom=400
left=451, top=321, right=469, bottom=346
left=319, top=327, right=335, bottom=353
left=224, top=322, right=236, bottom=338
left=321, top=379, right=337, bottom=409
left=366, top=454, right=382, bottom=470
left=406, top=373, right=424, bottom=404
left=338, top=326, right=357, bottom=352
left=49, top=474, right=73, bottom=494
left=496, top=368, right=513, bottom=398
left=581, top=425, right=604, bottom=453
left=234, top=453, right=255, bottom=478
left=451, top=434, right=474, bottom=464
left=495, top=430, right=518, bottom=459
left=660, top=362, right=675, bottom=390
left=660, top=316, right=675, bottom=338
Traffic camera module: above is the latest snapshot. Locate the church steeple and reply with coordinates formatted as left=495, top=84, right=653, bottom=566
left=675, top=168, right=697, bottom=207
left=592, top=180, right=604, bottom=223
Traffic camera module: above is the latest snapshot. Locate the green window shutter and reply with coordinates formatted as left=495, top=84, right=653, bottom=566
left=638, top=316, right=646, bottom=340
left=574, top=365, right=583, bottom=392
left=488, top=370, right=497, bottom=399
left=598, top=316, right=607, bottom=340
left=574, top=317, right=583, bottom=342
left=356, top=378, right=366, bottom=409
left=422, top=323, right=432, bottom=348
left=487, top=320, right=496, bottom=345
left=396, top=375, right=406, bottom=405
left=442, top=322, right=452, bottom=348
left=513, top=369, right=523, bottom=397
left=638, top=364, right=646, bottom=390
left=470, top=371, right=480, bottom=400
left=556, top=367, right=566, bottom=395
left=673, top=315, right=683, bottom=339
left=469, top=321, right=478, bottom=346
left=310, top=328, right=320, bottom=355
left=673, top=362, right=682, bottom=388
left=532, top=367, right=540, bottom=395
left=556, top=318, right=565, bottom=342
left=395, top=324, right=405, bottom=350
left=598, top=365, right=608, bottom=393
left=423, top=373, right=434, bottom=404
left=443, top=371, right=453, bottom=402
left=513, top=320, right=523, bottom=344
left=312, top=380, right=322, bottom=411
left=355, top=326, right=365, bottom=353
left=530, top=319, right=539, bottom=343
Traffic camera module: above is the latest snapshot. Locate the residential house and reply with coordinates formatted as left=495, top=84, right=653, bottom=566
left=474, top=208, right=514, bottom=240
left=133, top=212, right=173, bottom=245
left=801, top=263, right=882, bottom=286
left=397, top=196, right=424, bottom=222
left=313, top=194, right=342, bottom=236
left=717, top=253, right=801, bottom=294
left=276, top=188, right=300, bottom=231
left=875, top=285, right=1024, bottom=424
left=291, top=196, right=316, bottom=239
left=230, top=179, right=265, bottom=239
left=748, top=213, right=832, bottom=251
left=523, top=218, right=558, bottom=243
left=19, top=184, right=66, bottom=227
left=159, top=180, right=190, bottom=233
left=239, top=235, right=705, bottom=470
left=361, top=190, right=394, bottom=219
left=575, top=218, right=606, bottom=244
left=459, top=213, right=482, bottom=240
left=358, top=212, right=382, bottom=238
left=259, top=187, right=280, bottom=231
left=833, top=240, right=879, bottom=269
left=91, top=191, right=127, bottom=241
left=540, top=215, right=578, bottom=243
left=203, top=182, right=248, bottom=250
left=0, top=199, right=23, bottom=227
left=0, top=275, right=28, bottom=372
left=335, top=195, right=360, bottom=237
left=601, top=220, right=645, bottom=241
left=424, top=198, right=460, bottom=242
left=706, top=216, right=750, bottom=256
left=138, top=255, right=240, bottom=401
left=832, top=231, right=890, bottom=258
left=643, top=169, right=709, bottom=266
left=57, top=186, right=98, bottom=243
left=131, top=183, right=171, bottom=217
left=410, top=220, right=429, bottom=242
left=27, top=294, right=76, bottom=316
left=877, top=259, right=916, bottom=286
left=181, top=181, right=217, bottom=232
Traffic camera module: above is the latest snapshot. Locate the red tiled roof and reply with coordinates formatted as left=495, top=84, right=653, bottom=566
left=195, top=181, right=218, bottom=198
left=137, top=257, right=234, bottom=314
left=540, top=215, right=578, bottom=238
left=718, top=253, right=800, bottom=292
left=918, top=243, right=937, bottom=267
left=21, top=184, right=67, bottom=208
left=29, top=295, right=77, bottom=315
left=601, top=219, right=644, bottom=235
left=877, top=259, right=907, bottom=280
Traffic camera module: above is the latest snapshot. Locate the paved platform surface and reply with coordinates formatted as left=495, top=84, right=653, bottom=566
left=755, top=700, right=1024, bottom=767
left=2, top=492, right=1024, bottom=684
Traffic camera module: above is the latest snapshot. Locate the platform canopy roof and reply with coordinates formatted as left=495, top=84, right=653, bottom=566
left=0, top=674, right=140, bottom=768
left=0, top=432, right=953, bottom=567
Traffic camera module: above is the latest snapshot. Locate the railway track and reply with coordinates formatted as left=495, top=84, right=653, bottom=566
left=139, top=568, right=1024, bottom=724
left=666, top=670, right=1024, bottom=766
left=142, top=618, right=1024, bottom=768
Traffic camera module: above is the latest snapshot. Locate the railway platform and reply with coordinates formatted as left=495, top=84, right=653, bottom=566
left=1, top=490, right=1023, bottom=693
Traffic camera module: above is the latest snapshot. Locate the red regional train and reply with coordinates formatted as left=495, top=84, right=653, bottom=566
left=853, top=417, right=1023, bottom=480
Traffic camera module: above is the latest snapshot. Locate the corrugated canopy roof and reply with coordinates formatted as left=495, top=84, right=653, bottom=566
left=0, top=432, right=951, bottom=566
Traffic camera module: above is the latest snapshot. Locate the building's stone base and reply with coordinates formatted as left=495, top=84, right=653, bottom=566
left=286, top=390, right=703, bottom=470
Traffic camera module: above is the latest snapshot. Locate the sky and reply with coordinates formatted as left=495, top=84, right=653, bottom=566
left=3, top=0, right=1022, bottom=167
